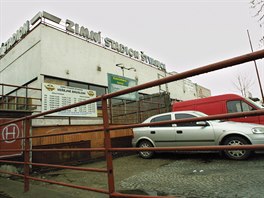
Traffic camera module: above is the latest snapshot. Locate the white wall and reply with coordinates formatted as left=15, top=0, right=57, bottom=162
left=0, top=23, right=206, bottom=100
left=166, top=72, right=198, bottom=101
left=0, top=27, right=42, bottom=94
left=40, top=25, right=166, bottom=95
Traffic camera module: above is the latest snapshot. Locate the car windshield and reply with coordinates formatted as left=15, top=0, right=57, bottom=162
left=245, top=98, right=264, bottom=109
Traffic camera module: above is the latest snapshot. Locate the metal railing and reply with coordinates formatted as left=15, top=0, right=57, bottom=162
left=0, top=49, right=264, bottom=198
left=0, top=83, right=42, bottom=112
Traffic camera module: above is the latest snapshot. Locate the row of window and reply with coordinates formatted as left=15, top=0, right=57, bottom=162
left=150, top=113, right=200, bottom=127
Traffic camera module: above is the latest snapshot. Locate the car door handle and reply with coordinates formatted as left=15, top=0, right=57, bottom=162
left=150, top=131, right=156, bottom=134
left=176, top=130, right=183, bottom=134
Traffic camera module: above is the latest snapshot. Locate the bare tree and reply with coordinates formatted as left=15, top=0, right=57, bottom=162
left=250, top=0, right=264, bottom=46
left=233, top=74, right=254, bottom=97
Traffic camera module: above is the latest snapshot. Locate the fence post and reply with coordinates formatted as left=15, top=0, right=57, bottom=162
left=109, top=99, right=113, bottom=124
left=1, top=84, right=4, bottom=110
left=101, top=97, right=115, bottom=197
left=25, top=85, right=28, bottom=110
left=24, top=118, right=31, bottom=192
left=137, top=100, right=141, bottom=123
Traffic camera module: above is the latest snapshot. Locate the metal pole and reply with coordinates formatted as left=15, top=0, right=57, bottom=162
left=25, top=85, right=28, bottom=110
left=101, top=97, right=115, bottom=197
left=122, top=68, right=124, bottom=77
left=247, top=30, right=264, bottom=103
left=24, top=119, right=30, bottom=192
left=1, top=84, right=4, bottom=109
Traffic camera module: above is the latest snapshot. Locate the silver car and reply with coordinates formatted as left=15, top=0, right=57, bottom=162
left=132, top=111, right=264, bottom=160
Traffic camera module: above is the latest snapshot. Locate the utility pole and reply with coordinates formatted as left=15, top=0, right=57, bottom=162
left=247, top=30, right=264, bottom=103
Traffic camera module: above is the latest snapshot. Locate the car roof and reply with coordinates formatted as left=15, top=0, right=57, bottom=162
left=144, top=110, right=204, bottom=122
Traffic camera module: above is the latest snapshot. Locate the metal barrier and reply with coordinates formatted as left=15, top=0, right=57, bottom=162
left=0, top=83, right=42, bottom=111
left=0, top=49, right=264, bottom=198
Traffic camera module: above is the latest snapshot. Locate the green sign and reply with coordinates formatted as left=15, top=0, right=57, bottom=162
left=107, top=73, right=138, bottom=101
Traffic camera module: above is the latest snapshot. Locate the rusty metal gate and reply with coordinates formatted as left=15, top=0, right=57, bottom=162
left=0, top=49, right=264, bottom=198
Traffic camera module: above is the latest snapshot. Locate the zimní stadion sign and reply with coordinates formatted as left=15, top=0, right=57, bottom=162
left=0, top=11, right=166, bottom=71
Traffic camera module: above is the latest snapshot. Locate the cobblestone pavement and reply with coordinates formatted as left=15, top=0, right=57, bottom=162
left=2, top=152, right=264, bottom=198
left=119, top=152, right=264, bottom=198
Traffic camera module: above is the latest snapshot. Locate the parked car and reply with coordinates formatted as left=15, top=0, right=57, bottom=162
left=172, top=94, right=264, bottom=125
left=132, top=111, right=264, bottom=160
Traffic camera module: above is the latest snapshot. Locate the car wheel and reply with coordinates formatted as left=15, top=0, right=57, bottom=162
left=223, top=136, right=251, bottom=160
left=138, top=140, right=154, bottom=159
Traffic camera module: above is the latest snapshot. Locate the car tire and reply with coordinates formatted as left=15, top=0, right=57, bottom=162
left=138, top=140, right=154, bottom=159
left=223, top=136, right=251, bottom=160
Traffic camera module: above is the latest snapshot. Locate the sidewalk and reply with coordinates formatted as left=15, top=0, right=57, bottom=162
left=0, top=177, right=77, bottom=198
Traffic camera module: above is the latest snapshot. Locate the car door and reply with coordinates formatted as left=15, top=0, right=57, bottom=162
left=174, top=113, right=216, bottom=146
left=148, top=114, right=177, bottom=147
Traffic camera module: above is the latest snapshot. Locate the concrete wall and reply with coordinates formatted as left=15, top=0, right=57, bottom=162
left=0, top=27, right=42, bottom=94
left=0, top=23, right=207, bottom=104
left=167, top=72, right=198, bottom=101
left=40, top=25, right=164, bottom=95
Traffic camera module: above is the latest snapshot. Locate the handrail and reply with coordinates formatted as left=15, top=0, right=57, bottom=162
left=1, top=49, right=264, bottom=198
left=1, top=48, right=264, bottom=127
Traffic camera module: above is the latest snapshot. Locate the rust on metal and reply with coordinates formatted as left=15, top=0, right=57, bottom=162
left=23, top=119, right=30, bottom=192
left=102, top=98, right=116, bottom=194
left=0, top=49, right=264, bottom=197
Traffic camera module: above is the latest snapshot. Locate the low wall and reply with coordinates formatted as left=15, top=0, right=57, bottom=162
left=32, top=125, right=133, bottom=164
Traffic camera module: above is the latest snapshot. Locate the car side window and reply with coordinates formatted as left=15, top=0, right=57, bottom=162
left=150, top=115, right=172, bottom=127
left=174, top=113, right=198, bottom=127
left=227, top=100, right=255, bottom=113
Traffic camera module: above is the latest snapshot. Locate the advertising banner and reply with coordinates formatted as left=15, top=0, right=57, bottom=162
left=42, top=83, right=97, bottom=117
left=107, top=73, right=138, bottom=101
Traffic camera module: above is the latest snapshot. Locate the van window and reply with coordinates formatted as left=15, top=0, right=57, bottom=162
left=150, top=115, right=172, bottom=127
left=227, top=100, right=255, bottom=113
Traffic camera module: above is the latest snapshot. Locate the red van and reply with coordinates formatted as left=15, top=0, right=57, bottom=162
left=172, top=94, right=264, bottom=125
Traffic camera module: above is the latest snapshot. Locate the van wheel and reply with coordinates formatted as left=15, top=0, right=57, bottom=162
left=138, top=140, right=154, bottom=159
left=223, top=136, right=251, bottom=160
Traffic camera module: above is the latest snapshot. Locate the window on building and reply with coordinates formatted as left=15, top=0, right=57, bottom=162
left=44, top=77, right=67, bottom=85
left=89, top=85, right=106, bottom=97
left=69, top=81, right=88, bottom=89
left=89, top=85, right=107, bottom=108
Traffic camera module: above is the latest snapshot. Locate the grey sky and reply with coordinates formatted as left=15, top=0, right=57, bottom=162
left=0, top=0, right=263, bottom=98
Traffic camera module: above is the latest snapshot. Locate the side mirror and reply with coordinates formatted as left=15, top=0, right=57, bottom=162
left=196, top=121, right=208, bottom=126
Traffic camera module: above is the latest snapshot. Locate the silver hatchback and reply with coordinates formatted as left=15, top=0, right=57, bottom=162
left=132, top=111, right=264, bottom=160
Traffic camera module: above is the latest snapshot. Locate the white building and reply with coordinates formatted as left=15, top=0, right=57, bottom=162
left=0, top=11, right=211, bottom=125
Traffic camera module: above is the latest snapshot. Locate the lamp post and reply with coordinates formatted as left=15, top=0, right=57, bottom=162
left=116, top=63, right=136, bottom=77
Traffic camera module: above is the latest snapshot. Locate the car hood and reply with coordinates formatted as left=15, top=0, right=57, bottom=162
left=211, top=120, right=263, bottom=131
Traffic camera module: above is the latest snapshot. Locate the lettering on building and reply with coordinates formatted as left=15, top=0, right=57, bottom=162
left=66, top=19, right=101, bottom=44
left=0, top=11, right=166, bottom=70
left=0, top=21, right=30, bottom=57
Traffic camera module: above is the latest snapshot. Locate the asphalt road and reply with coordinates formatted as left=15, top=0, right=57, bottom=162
left=1, top=152, right=264, bottom=198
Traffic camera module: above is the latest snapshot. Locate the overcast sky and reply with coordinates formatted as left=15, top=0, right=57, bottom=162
left=0, top=0, right=263, bottom=99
